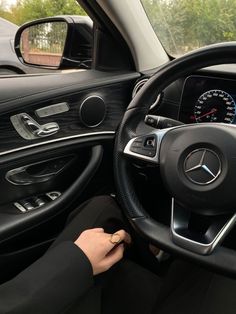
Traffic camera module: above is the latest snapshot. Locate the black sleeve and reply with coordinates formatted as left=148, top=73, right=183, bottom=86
left=0, top=241, right=94, bottom=314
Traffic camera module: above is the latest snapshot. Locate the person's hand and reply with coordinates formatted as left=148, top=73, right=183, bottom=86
left=74, top=228, right=131, bottom=275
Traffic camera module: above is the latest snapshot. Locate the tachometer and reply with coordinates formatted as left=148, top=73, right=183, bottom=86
left=194, top=90, right=236, bottom=123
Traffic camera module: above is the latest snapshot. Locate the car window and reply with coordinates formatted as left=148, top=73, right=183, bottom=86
left=141, top=0, right=236, bottom=58
left=0, top=0, right=89, bottom=75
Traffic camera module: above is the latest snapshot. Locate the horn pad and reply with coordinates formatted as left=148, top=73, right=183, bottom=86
left=160, top=124, right=236, bottom=215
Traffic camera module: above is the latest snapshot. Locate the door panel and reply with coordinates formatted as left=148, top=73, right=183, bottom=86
left=0, top=69, right=139, bottom=280
left=0, top=143, right=103, bottom=238
left=0, top=151, right=85, bottom=206
left=0, top=71, right=139, bottom=113
left=0, top=143, right=103, bottom=283
left=0, top=76, right=137, bottom=155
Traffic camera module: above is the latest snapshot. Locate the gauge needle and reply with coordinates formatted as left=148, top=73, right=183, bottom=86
left=197, top=108, right=218, bottom=119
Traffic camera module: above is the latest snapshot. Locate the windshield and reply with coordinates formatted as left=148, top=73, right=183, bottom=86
left=141, top=0, right=236, bottom=57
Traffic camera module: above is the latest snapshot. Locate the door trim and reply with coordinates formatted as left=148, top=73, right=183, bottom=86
left=0, top=131, right=115, bottom=156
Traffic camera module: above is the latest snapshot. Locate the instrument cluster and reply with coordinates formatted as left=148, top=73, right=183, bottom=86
left=179, top=76, right=236, bottom=125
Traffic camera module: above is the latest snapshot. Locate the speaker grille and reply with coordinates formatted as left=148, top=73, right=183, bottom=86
left=79, top=95, right=106, bottom=127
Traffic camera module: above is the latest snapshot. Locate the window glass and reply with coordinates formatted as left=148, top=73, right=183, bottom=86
left=141, top=0, right=236, bottom=57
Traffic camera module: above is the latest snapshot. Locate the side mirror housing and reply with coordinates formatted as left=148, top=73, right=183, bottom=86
left=14, top=15, right=93, bottom=70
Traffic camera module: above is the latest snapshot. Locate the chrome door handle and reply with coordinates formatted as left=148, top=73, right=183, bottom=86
left=6, top=167, right=54, bottom=185
left=6, top=155, right=74, bottom=185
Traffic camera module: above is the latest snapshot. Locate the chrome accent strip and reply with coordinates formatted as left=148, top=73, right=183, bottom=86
left=0, top=131, right=115, bottom=157
left=132, top=78, right=161, bottom=110
left=171, top=198, right=236, bottom=255
left=132, top=78, right=149, bottom=99
left=150, top=93, right=161, bottom=110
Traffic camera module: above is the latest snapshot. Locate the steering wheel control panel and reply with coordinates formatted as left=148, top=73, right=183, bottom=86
left=129, top=135, right=157, bottom=158
left=179, top=75, right=236, bottom=124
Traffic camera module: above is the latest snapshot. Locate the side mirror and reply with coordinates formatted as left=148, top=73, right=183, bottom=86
left=15, top=16, right=93, bottom=70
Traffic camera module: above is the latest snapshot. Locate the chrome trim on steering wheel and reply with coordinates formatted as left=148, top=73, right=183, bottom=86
left=123, top=128, right=171, bottom=163
left=171, top=198, right=236, bottom=255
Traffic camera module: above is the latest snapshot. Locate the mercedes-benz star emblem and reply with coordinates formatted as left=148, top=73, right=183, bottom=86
left=184, top=149, right=221, bottom=185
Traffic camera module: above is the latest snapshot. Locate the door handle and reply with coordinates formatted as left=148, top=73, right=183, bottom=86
left=6, top=167, right=54, bottom=185
left=6, top=155, right=75, bottom=185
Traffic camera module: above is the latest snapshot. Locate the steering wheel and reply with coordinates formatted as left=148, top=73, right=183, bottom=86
left=114, top=43, right=236, bottom=277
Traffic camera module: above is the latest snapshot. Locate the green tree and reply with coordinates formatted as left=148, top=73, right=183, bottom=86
left=3, top=0, right=86, bottom=25
left=142, top=0, right=236, bottom=56
left=0, top=0, right=13, bottom=21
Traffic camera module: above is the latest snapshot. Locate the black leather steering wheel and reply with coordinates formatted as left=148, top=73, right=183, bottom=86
left=114, top=43, right=236, bottom=277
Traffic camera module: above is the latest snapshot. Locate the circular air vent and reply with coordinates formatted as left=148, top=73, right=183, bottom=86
left=132, top=78, right=161, bottom=110
left=79, top=95, right=106, bottom=128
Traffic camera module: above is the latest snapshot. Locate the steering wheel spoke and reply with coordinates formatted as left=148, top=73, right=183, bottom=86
left=123, top=128, right=169, bottom=164
left=171, top=199, right=236, bottom=255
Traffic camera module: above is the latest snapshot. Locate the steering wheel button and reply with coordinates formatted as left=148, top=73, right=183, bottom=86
left=131, top=142, right=142, bottom=148
left=141, top=149, right=156, bottom=157
left=145, top=137, right=156, bottom=148
left=130, top=146, right=142, bottom=154
left=134, top=138, right=143, bottom=143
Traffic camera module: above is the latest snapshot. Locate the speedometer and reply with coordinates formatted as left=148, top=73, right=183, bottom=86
left=194, top=90, right=236, bottom=124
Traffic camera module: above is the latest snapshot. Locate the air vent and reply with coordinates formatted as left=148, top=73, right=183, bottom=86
left=132, top=78, right=161, bottom=110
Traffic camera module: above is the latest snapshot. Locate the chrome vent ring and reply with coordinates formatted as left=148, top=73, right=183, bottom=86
left=132, top=78, right=161, bottom=110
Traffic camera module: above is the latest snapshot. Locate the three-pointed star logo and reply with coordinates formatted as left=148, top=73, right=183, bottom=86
left=184, top=149, right=221, bottom=185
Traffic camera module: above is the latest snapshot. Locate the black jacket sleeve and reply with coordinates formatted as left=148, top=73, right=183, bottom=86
left=0, top=241, right=94, bottom=314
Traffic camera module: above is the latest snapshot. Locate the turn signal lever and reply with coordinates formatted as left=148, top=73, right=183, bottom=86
left=11, top=113, right=59, bottom=140
left=145, top=115, right=184, bottom=129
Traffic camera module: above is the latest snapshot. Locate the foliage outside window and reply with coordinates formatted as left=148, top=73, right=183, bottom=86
left=0, top=0, right=89, bottom=72
left=0, top=0, right=86, bottom=25
left=141, top=0, right=236, bottom=57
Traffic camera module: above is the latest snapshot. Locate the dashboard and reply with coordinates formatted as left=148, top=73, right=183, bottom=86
left=178, top=75, right=236, bottom=124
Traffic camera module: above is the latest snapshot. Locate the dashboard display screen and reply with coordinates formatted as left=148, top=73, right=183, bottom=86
left=179, top=75, right=236, bottom=124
